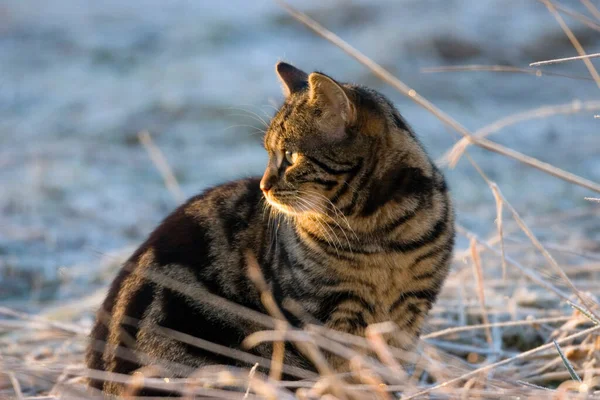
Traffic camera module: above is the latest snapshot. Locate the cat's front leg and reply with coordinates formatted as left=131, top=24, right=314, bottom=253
left=322, top=306, right=370, bottom=374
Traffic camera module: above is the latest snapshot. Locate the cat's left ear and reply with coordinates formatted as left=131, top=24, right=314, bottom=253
left=276, top=62, right=308, bottom=97
left=308, top=72, right=356, bottom=125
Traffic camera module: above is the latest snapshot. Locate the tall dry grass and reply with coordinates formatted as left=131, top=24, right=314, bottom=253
left=2, top=0, right=600, bottom=398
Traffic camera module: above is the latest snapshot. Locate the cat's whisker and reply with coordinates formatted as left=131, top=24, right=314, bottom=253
left=240, top=104, right=274, bottom=126
left=256, top=104, right=277, bottom=122
left=324, top=218, right=353, bottom=255
left=299, top=189, right=359, bottom=244
left=223, top=123, right=266, bottom=137
left=296, top=189, right=357, bottom=252
left=311, top=217, right=341, bottom=258
left=223, top=116, right=267, bottom=128
left=339, top=179, right=361, bottom=199
left=262, top=103, right=280, bottom=113
left=321, top=218, right=349, bottom=256
left=264, top=201, right=277, bottom=256
left=293, top=196, right=345, bottom=256
left=226, top=106, right=270, bottom=128
left=296, top=193, right=348, bottom=240
left=293, top=197, right=339, bottom=255
left=299, top=196, right=350, bottom=254
left=262, top=195, right=283, bottom=258
left=271, top=209, right=280, bottom=253
left=227, top=107, right=270, bottom=128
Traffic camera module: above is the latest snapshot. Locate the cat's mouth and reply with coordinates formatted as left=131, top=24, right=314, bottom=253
left=263, top=190, right=320, bottom=216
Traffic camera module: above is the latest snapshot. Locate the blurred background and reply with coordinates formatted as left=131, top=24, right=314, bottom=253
left=1, top=0, right=599, bottom=305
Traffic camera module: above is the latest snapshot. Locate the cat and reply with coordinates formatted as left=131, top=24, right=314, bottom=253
left=86, top=62, right=455, bottom=396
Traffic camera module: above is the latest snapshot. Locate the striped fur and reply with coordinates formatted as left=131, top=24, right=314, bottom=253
left=86, top=63, right=454, bottom=395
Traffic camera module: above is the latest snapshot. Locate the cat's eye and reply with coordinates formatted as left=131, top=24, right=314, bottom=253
left=284, top=150, right=298, bottom=164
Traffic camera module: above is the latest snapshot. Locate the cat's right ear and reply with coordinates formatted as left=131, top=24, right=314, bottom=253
left=276, top=62, right=308, bottom=97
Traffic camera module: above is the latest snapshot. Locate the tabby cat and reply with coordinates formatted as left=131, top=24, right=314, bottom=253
left=86, top=62, right=454, bottom=395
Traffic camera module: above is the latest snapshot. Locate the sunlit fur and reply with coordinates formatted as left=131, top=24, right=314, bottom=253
left=86, top=63, right=454, bottom=395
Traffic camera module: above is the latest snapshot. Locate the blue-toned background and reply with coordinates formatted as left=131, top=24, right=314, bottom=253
left=1, top=0, right=599, bottom=301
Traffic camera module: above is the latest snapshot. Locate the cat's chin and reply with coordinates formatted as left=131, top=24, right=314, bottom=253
left=265, top=198, right=305, bottom=216
left=264, top=195, right=316, bottom=217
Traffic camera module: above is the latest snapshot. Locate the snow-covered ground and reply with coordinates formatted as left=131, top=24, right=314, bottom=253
left=1, top=0, right=599, bottom=300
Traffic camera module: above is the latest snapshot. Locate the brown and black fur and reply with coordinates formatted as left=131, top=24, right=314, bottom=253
left=86, top=62, right=455, bottom=395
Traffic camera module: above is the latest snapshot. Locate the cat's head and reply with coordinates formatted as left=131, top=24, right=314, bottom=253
left=261, top=62, right=427, bottom=218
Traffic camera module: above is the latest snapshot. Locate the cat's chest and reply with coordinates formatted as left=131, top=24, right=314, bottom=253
left=337, top=251, right=422, bottom=287
left=286, top=233, right=438, bottom=318
left=336, top=251, right=431, bottom=313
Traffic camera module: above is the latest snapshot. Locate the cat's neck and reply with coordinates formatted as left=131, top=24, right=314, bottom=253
left=291, top=163, right=439, bottom=247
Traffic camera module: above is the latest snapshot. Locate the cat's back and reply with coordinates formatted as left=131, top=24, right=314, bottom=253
left=138, top=177, right=264, bottom=263
left=86, top=177, right=266, bottom=392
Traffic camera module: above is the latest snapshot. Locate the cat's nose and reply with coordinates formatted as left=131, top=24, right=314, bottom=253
left=260, top=171, right=277, bottom=193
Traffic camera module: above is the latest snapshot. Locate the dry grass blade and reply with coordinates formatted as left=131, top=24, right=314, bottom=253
left=477, top=135, right=600, bottom=190
left=348, top=363, right=392, bottom=400
left=552, top=340, right=582, bottom=382
left=538, top=0, right=600, bottom=88
left=403, top=325, right=600, bottom=399
left=501, top=192, right=600, bottom=319
left=490, top=184, right=507, bottom=281
left=529, top=52, right=600, bottom=67
left=516, top=380, right=554, bottom=392
left=457, top=224, right=573, bottom=304
left=421, top=64, right=595, bottom=81
left=80, top=368, right=273, bottom=399
left=364, top=322, right=408, bottom=380
left=244, top=251, right=348, bottom=399
left=7, top=372, right=24, bottom=400
left=244, top=363, right=259, bottom=400
left=138, top=130, right=185, bottom=204
left=123, top=365, right=165, bottom=399
left=0, top=307, right=87, bottom=335
left=156, top=326, right=316, bottom=379
left=269, top=339, right=285, bottom=382
left=581, top=0, right=600, bottom=21
left=469, top=238, right=493, bottom=345
left=274, top=0, right=600, bottom=194
left=118, top=259, right=276, bottom=329
left=585, top=197, right=600, bottom=203
left=422, top=316, right=572, bottom=339
left=184, top=368, right=291, bottom=400
left=554, top=2, right=600, bottom=31
left=245, top=251, right=287, bottom=383
left=566, top=301, right=600, bottom=325
left=465, top=153, right=600, bottom=321
left=443, top=100, right=600, bottom=168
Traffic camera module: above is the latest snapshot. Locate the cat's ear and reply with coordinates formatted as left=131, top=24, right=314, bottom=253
left=308, top=73, right=355, bottom=125
left=276, top=62, right=308, bottom=97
